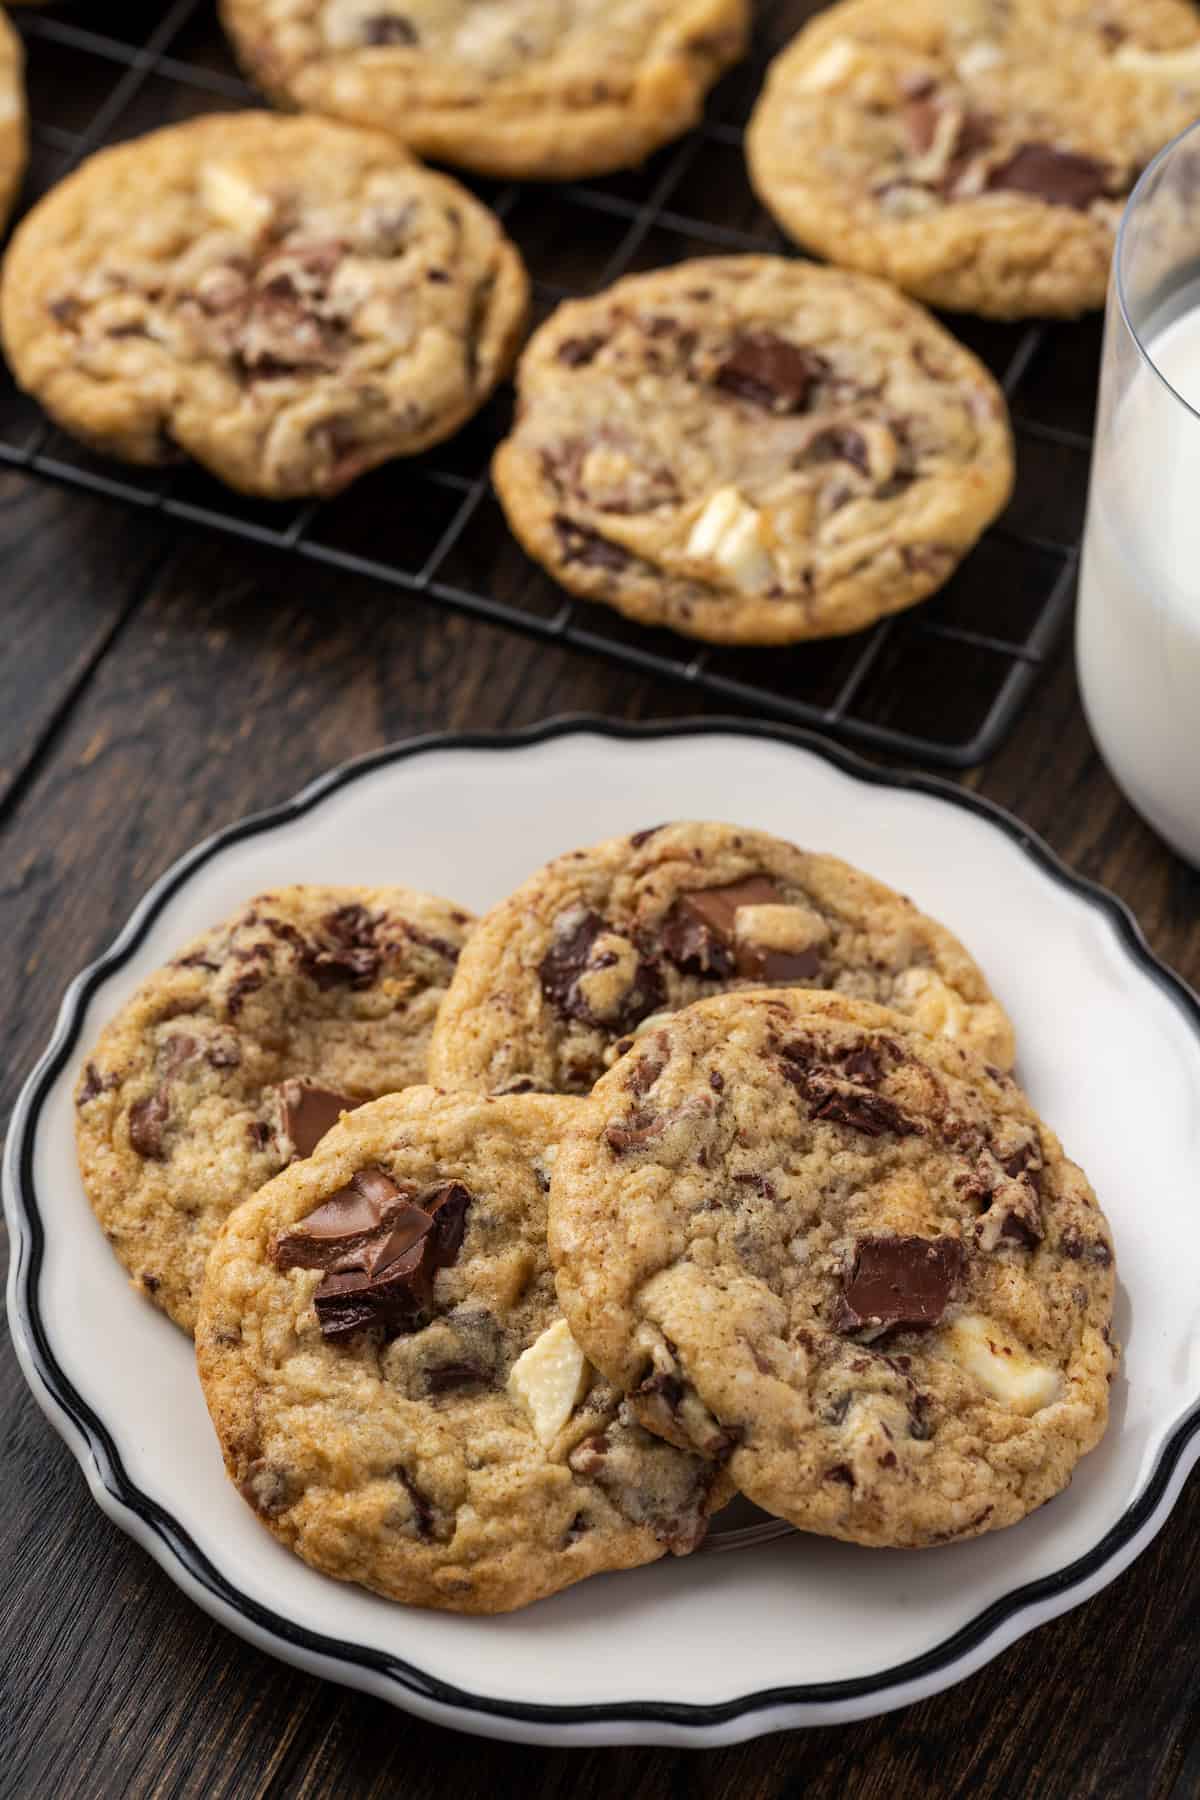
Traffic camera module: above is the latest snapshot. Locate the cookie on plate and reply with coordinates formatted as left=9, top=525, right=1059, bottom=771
left=197, top=1088, right=731, bottom=1612
left=76, top=884, right=473, bottom=1333
left=219, top=0, right=748, bottom=182
left=427, top=820, right=1015, bottom=1097
left=492, top=257, right=1012, bottom=643
left=0, top=13, right=25, bottom=236
left=0, top=112, right=528, bottom=496
left=747, top=0, right=1200, bottom=319
left=550, top=990, right=1117, bottom=1547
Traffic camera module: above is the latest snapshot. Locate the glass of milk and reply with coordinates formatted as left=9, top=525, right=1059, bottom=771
left=1078, top=122, right=1200, bottom=867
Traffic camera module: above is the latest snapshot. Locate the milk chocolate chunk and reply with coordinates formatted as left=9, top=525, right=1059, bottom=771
left=836, top=1235, right=965, bottom=1333
left=715, top=334, right=825, bottom=412
left=734, top=942, right=823, bottom=983
left=271, top=1165, right=424, bottom=1272
left=128, top=1091, right=170, bottom=1160
left=985, top=144, right=1113, bottom=209
left=276, top=1079, right=360, bottom=1159
left=659, top=875, right=780, bottom=978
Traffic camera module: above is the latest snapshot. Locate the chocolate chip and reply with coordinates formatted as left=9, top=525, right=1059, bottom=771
left=798, top=426, right=869, bottom=474
left=659, top=875, right=781, bottom=978
left=538, top=909, right=663, bottom=1031
left=629, top=823, right=668, bottom=848
left=128, top=1091, right=170, bottom=1160
left=841, top=1044, right=883, bottom=1084
left=714, top=335, right=826, bottom=413
left=161, top=1033, right=199, bottom=1077
left=553, top=514, right=632, bottom=572
left=628, top=1046, right=666, bottom=1096
left=835, top=1236, right=965, bottom=1333
left=558, top=334, right=605, bottom=367
left=395, top=1466, right=433, bottom=1537
left=709, top=1069, right=724, bottom=1093
left=239, top=1459, right=299, bottom=1518
left=362, top=13, right=418, bottom=43
left=247, top=1121, right=271, bottom=1151
left=1059, top=1225, right=1113, bottom=1266
left=226, top=966, right=266, bottom=1019
left=277, top=1078, right=360, bottom=1159
left=423, top=1361, right=490, bottom=1395
left=986, top=143, right=1114, bottom=209
left=300, top=905, right=381, bottom=990
left=809, top=1085, right=922, bottom=1138
left=77, top=1062, right=115, bottom=1106
left=604, top=1110, right=666, bottom=1156
left=826, top=1462, right=855, bottom=1486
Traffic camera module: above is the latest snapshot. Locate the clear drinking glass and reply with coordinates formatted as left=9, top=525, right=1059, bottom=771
left=1077, top=121, right=1200, bottom=868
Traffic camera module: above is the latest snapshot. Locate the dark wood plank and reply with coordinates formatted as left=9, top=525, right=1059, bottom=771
left=0, top=470, right=168, bottom=815
left=1, top=523, right=1198, bottom=1800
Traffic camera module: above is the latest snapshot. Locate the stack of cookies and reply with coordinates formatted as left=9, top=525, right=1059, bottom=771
left=4, top=1, right=1200, bottom=647
left=76, top=822, right=1117, bottom=1613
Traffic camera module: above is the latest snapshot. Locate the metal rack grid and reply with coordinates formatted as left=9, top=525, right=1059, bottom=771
left=0, top=0, right=1100, bottom=768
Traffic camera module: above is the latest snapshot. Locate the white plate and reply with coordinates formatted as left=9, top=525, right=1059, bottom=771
left=7, top=718, right=1200, bottom=1748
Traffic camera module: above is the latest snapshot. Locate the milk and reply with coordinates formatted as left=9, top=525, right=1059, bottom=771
left=1077, top=303, right=1200, bottom=865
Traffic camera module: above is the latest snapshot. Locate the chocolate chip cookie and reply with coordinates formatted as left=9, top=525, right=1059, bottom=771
left=747, top=0, right=1200, bottom=319
left=0, top=13, right=26, bottom=236
left=492, top=257, right=1012, bottom=643
left=219, top=0, right=748, bottom=182
left=0, top=112, right=528, bottom=496
left=427, top=821, right=1015, bottom=1097
left=550, top=989, right=1117, bottom=1547
left=196, top=1088, right=730, bottom=1612
left=76, top=884, right=473, bottom=1333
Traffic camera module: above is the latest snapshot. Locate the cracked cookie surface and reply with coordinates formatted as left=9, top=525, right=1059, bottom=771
left=219, top=0, right=748, bottom=181
left=0, top=112, right=528, bottom=496
left=492, top=257, right=1012, bottom=643
left=550, top=990, right=1116, bottom=1547
left=747, top=0, right=1200, bottom=319
left=76, top=884, right=473, bottom=1333
left=197, top=1088, right=730, bottom=1613
left=427, top=820, right=1015, bottom=1097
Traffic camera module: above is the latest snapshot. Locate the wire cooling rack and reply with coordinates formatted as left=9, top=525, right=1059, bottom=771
left=0, top=0, right=1099, bottom=767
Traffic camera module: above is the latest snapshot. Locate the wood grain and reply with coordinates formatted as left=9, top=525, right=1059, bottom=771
left=1, top=498, right=1198, bottom=1800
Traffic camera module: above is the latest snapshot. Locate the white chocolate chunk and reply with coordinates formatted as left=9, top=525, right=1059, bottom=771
left=200, top=163, right=274, bottom=238
left=796, top=37, right=859, bottom=91
left=685, top=487, right=774, bottom=592
left=507, top=1319, right=590, bottom=1446
left=1115, top=43, right=1200, bottom=82
left=893, top=965, right=973, bottom=1043
left=942, top=1314, right=1062, bottom=1415
left=956, top=40, right=1003, bottom=78
left=735, top=904, right=830, bottom=956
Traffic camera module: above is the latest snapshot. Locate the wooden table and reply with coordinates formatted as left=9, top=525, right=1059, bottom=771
left=2, top=466, right=1198, bottom=1800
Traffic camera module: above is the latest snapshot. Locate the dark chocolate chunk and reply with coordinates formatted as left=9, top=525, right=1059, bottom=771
left=986, top=143, right=1113, bottom=209
left=128, top=1091, right=170, bottom=1160
left=226, top=966, right=266, bottom=1018
left=841, top=1044, right=883, bottom=1084
left=826, top=1462, right=855, bottom=1486
left=247, top=1120, right=271, bottom=1151
left=423, top=1360, right=491, bottom=1395
left=836, top=1235, right=965, bottom=1333
left=558, top=334, right=605, bottom=367
left=808, top=1085, right=923, bottom=1138
left=395, top=1466, right=433, bottom=1537
left=658, top=875, right=781, bottom=978
left=362, top=13, right=418, bottom=43
left=1058, top=1224, right=1113, bottom=1266
left=553, top=514, right=632, bottom=572
left=734, top=942, right=823, bottom=984
left=798, top=425, right=869, bottom=474
left=277, top=1078, right=360, bottom=1159
left=714, top=334, right=826, bottom=412
left=538, top=909, right=662, bottom=1031
left=300, top=905, right=381, bottom=990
